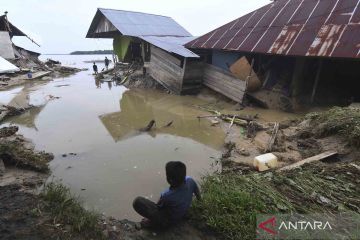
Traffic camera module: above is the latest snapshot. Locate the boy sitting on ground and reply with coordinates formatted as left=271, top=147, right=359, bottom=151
left=133, top=161, right=201, bottom=229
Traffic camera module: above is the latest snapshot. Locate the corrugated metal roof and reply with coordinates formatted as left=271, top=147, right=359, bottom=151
left=0, top=15, right=27, bottom=37
left=187, top=0, right=360, bottom=59
left=0, top=56, right=19, bottom=74
left=87, top=8, right=192, bottom=38
left=139, top=36, right=199, bottom=58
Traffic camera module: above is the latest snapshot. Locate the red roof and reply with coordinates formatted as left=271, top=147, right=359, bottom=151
left=186, top=0, right=360, bottom=59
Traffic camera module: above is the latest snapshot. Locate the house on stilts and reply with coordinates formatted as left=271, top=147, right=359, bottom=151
left=86, top=8, right=203, bottom=94
left=186, top=0, right=360, bottom=110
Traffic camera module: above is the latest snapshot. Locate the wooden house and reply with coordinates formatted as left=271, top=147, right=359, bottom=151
left=86, top=8, right=203, bottom=94
left=187, top=0, right=360, bottom=108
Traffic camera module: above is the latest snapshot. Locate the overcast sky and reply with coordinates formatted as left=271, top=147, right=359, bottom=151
left=2, top=0, right=270, bottom=54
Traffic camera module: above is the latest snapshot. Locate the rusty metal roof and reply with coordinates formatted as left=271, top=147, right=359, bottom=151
left=186, top=0, right=360, bottom=59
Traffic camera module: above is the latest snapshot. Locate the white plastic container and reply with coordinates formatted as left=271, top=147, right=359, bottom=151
left=253, top=153, right=278, bottom=171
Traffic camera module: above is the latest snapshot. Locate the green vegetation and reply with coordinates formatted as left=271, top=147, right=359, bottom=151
left=192, top=160, right=360, bottom=239
left=70, top=50, right=113, bottom=55
left=41, top=182, right=103, bottom=238
left=191, top=174, right=266, bottom=239
left=306, top=106, right=360, bottom=147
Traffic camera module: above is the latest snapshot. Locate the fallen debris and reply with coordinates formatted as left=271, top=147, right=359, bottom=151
left=0, top=104, right=34, bottom=122
left=0, top=126, right=53, bottom=172
left=44, top=58, right=60, bottom=66
left=54, top=84, right=70, bottom=87
left=12, top=71, right=51, bottom=80
left=266, top=122, right=279, bottom=152
left=0, top=126, right=19, bottom=137
left=46, top=95, right=61, bottom=101
left=210, top=119, right=220, bottom=126
left=278, top=151, right=338, bottom=172
left=163, top=121, right=173, bottom=127
left=139, top=120, right=156, bottom=132
left=196, top=107, right=264, bottom=140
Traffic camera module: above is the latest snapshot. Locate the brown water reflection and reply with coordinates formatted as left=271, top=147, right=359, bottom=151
left=99, top=89, right=225, bottom=149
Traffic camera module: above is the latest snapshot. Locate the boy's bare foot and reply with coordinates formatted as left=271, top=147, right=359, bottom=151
left=140, top=218, right=152, bottom=228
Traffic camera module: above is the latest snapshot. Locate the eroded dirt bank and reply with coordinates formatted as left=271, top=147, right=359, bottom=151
left=192, top=106, right=360, bottom=239
left=2, top=61, right=359, bottom=240
left=0, top=125, right=217, bottom=240
left=1, top=104, right=360, bottom=240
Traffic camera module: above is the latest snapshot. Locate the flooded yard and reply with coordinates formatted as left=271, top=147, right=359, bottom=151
left=0, top=55, right=225, bottom=220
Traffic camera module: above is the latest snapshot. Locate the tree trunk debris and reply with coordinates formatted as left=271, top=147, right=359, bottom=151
left=196, top=107, right=264, bottom=138
left=163, top=121, right=173, bottom=127
left=139, top=120, right=156, bottom=132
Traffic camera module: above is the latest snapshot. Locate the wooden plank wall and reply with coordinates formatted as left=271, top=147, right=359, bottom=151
left=183, top=61, right=203, bottom=84
left=203, top=63, right=246, bottom=103
left=149, top=46, right=183, bottom=94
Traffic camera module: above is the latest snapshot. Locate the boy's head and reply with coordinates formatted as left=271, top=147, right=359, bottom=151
left=165, top=161, right=186, bottom=188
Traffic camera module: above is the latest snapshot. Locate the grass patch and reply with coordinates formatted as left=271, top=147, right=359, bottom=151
left=306, top=107, right=360, bottom=147
left=41, top=182, right=103, bottom=238
left=192, top=160, right=360, bottom=239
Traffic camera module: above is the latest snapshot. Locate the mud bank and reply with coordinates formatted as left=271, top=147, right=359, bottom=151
left=96, top=63, right=168, bottom=92
left=0, top=124, right=217, bottom=240
left=193, top=107, right=360, bottom=239
left=0, top=58, right=83, bottom=91
left=0, top=126, right=101, bottom=240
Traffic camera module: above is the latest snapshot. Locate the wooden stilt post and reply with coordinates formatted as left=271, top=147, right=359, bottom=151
left=311, top=59, right=323, bottom=103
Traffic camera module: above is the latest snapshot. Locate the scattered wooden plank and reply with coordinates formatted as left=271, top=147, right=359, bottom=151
left=15, top=71, right=52, bottom=80
left=139, top=120, right=156, bottom=132
left=277, top=151, right=338, bottom=172
left=350, top=163, right=360, bottom=171
left=227, top=115, right=236, bottom=134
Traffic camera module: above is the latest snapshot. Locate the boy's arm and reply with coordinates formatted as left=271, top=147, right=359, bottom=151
left=193, top=181, right=202, bottom=201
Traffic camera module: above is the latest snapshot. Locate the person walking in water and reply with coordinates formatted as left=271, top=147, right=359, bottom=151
left=133, top=161, right=201, bottom=229
left=105, top=57, right=110, bottom=70
left=93, top=62, right=98, bottom=75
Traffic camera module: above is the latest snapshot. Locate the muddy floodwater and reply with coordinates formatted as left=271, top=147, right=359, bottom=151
left=0, top=55, right=225, bottom=220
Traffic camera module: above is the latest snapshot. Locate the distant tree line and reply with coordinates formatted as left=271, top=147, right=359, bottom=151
left=70, top=50, right=113, bottom=55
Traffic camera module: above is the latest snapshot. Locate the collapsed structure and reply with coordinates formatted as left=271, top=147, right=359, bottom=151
left=187, top=0, right=360, bottom=109
left=0, top=13, right=42, bottom=73
left=86, top=8, right=203, bottom=94
left=87, top=1, right=360, bottom=110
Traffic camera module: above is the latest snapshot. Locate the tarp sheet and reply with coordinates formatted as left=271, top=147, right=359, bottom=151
left=113, top=36, right=131, bottom=61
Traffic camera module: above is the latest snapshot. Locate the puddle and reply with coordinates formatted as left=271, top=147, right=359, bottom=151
left=0, top=55, right=224, bottom=220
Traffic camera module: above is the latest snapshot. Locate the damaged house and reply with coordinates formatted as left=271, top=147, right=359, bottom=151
left=86, top=8, right=203, bottom=94
left=186, top=0, right=360, bottom=110
left=0, top=13, right=41, bottom=73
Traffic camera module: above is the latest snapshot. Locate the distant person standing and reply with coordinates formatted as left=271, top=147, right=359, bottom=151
left=105, top=57, right=110, bottom=70
left=93, top=62, right=98, bottom=75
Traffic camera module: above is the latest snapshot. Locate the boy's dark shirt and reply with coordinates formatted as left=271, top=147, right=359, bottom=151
left=157, top=176, right=199, bottom=223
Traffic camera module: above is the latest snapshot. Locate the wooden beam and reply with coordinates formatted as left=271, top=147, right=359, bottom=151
left=311, top=59, right=323, bottom=103
left=266, top=122, right=279, bottom=152
left=277, top=151, right=337, bottom=172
